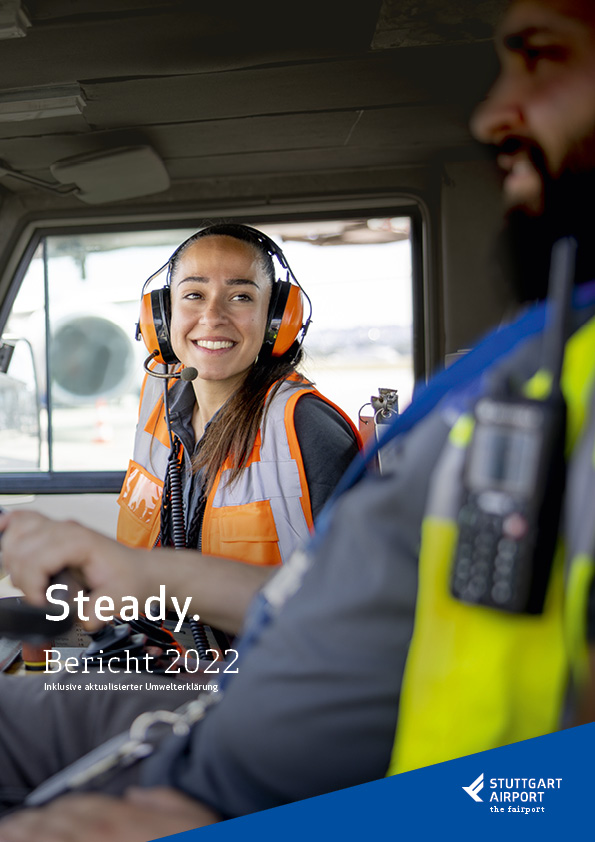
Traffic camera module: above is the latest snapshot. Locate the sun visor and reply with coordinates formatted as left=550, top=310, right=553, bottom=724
left=50, top=145, right=170, bottom=204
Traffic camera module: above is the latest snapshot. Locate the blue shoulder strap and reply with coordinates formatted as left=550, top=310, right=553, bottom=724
left=314, top=280, right=595, bottom=542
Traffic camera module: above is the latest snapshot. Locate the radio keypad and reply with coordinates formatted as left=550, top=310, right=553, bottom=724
left=451, top=495, right=530, bottom=610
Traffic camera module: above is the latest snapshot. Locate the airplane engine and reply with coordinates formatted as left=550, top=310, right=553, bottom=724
left=50, top=312, right=138, bottom=405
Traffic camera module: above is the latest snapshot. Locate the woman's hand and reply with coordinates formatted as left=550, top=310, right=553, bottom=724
left=0, top=788, right=219, bottom=842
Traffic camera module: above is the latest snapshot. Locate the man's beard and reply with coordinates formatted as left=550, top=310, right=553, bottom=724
left=493, top=150, right=595, bottom=304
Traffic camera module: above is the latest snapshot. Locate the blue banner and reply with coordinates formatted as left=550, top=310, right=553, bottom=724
left=157, top=723, right=595, bottom=842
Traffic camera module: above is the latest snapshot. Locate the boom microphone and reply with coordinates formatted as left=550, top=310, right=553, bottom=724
left=143, top=351, right=198, bottom=381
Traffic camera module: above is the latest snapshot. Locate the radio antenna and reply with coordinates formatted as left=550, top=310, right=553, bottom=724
left=543, top=237, right=577, bottom=387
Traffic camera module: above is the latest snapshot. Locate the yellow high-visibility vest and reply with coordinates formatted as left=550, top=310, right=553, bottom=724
left=389, top=314, right=595, bottom=774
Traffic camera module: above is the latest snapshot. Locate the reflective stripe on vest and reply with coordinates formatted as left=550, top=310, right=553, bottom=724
left=207, top=385, right=310, bottom=564
left=116, top=368, right=172, bottom=548
left=134, top=368, right=173, bottom=480
left=201, top=380, right=360, bottom=565
left=388, top=314, right=595, bottom=775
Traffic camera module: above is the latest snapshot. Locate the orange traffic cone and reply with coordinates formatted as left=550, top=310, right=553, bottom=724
left=92, top=398, right=113, bottom=444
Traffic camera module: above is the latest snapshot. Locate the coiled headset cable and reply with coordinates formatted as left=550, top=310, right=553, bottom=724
left=161, top=379, right=214, bottom=660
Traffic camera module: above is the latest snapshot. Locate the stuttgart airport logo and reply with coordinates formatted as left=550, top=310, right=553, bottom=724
left=461, top=772, right=563, bottom=812
left=462, top=773, right=484, bottom=802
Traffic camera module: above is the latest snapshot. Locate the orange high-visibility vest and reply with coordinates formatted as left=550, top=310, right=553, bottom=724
left=117, top=373, right=360, bottom=565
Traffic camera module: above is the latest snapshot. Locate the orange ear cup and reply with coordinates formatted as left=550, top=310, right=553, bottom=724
left=137, top=289, right=177, bottom=364
left=271, top=283, right=305, bottom=356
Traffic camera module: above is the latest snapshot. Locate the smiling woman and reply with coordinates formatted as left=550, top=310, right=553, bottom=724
left=169, top=233, right=274, bottom=436
left=117, top=223, right=362, bottom=569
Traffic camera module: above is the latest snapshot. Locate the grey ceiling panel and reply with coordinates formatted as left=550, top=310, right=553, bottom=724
left=0, top=1, right=501, bottom=209
left=145, top=111, right=363, bottom=158
left=0, top=114, right=90, bottom=141
left=0, top=129, right=149, bottom=170
left=0, top=0, right=383, bottom=90
left=81, top=55, right=427, bottom=130
left=347, top=105, right=472, bottom=150
left=163, top=146, right=439, bottom=181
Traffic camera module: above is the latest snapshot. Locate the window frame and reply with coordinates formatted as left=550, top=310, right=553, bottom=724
left=0, top=201, right=427, bottom=494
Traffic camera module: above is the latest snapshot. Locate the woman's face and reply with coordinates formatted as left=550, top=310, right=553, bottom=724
left=169, top=235, right=272, bottom=389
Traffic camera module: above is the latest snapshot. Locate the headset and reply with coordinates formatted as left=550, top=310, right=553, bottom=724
left=136, top=223, right=312, bottom=375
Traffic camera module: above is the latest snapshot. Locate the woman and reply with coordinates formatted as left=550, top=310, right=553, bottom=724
left=117, top=223, right=361, bottom=566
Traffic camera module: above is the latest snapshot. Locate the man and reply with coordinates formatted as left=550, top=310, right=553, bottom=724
left=1, top=0, right=595, bottom=838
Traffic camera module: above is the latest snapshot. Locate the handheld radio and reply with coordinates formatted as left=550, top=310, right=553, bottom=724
left=450, top=238, right=575, bottom=614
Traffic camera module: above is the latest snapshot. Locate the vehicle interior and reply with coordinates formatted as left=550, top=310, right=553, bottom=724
left=0, top=0, right=509, bottom=540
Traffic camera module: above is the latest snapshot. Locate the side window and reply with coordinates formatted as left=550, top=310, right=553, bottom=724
left=253, top=217, right=415, bottom=423
left=1, top=230, right=193, bottom=477
left=0, top=215, right=416, bottom=486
